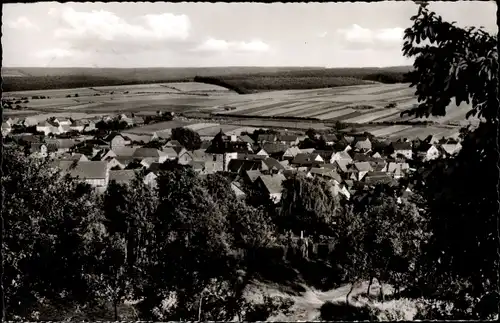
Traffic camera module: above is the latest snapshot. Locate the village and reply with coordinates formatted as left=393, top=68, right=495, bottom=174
left=2, top=111, right=463, bottom=202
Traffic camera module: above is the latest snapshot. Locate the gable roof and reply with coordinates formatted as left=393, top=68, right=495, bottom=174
left=261, top=142, right=288, bottom=154
left=109, top=170, right=138, bottom=184
left=238, top=135, right=255, bottom=144
left=334, top=151, right=353, bottom=161
left=121, top=133, right=154, bottom=143
left=354, top=137, right=372, bottom=150
left=104, top=132, right=129, bottom=142
left=392, top=142, right=412, bottom=150
left=364, top=171, right=393, bottom=185
left=133, top=148, right=163, bottom=158
left=322, top=134, right=338, bottom=142
left=353, top=161, right=373, bottom=172
left=112, top=147, right=137, bottom=157
left=313, top=149, right=335, bottom=161
left=58, top=161, right=108, bottom=179
left=228, top=159, right=264, bottom=173
left=245, top=170, right=263, bottom=182
left=278, top=134, right=299, bottom=142
left=257, top=134, right=277, bottom=142
left=263, top=157, right=285, bottom=171
left=165, top=139, right=182, bottom=147
left=292, top=153, right=324, bottom=165
left=258, top=174, right=286, bottom=194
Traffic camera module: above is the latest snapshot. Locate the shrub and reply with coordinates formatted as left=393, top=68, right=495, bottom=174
left=320, top=301, right=375, bottom=321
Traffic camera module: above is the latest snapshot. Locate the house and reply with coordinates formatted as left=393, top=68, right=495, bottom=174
left=291, top=153, right=324, bottom=167
left=69, top=120, right=86, bottom=132
left=349, top=162, right=373, bottom=181
left=244, top=170, right=263, bottom=184
left=313, top=150, right=336, bottom=164
left=121, top=133, right=156, bottom=144
left=60, top=153, right=89, bottom=162
left=228, top=159, right=265, bottom=174
left=36, top=121, right=52, bottom=135
left=110, top=146, right=137, bottom=157
left=103, top=157, right=126, bottom=170
left=257, top=134, right=277, bottom=144
left=353, top=137, right=372, bottom=152
left=307, top=168, right=342, bottom=183
left=57, top=160, right=109, bottom=188
left=132, top=116, right=145, bottom=126
left=178, top=149, right=209, bottom=165
left=387, top=162, right=410, bottom=179
left=238, top=135, right=255, bottom=145
left=332, top=151, right=353, bottom=164
left=1, top=122, right=12, bottom=136
left=416, top=143, right=441, bottom=162
left=282, top=147, right=301, bottom=160
left=322, top=134, right=338, bottom=146
left=369, top=159, right=388, bottom=172
left=278, top=134, right=300, bottom=146
left=440, top=142, right=462, bottom=157
left=363, top=171, right=394, bottom=186
left=162, top=147, right=180, bottom=160
left=104, top=133, right=131, bottom=149
left=58, top=118, right=72, bottom=126
left=140, top=157, right=160, bottom=169
left=255, top=174, right=287, bottom=203
left=109, top=169, right=138, bottom=186
left=133, top=148, right=169, bottom=163
left=29, top=143, right=48, bottom=158
left=263, top=157, right=286, bottom=173
left=164, top=139, right=183, bottom=148
left=231, top=182, right=246, bottom=199
left=45, top=139, right=79, bottom=154
left=390, top=142, right=413, bottom=160
left=258, top=143, right=288, bottom=160
left=144, top=171, right=158, bottom=188
left=83, top=122, right=97, bottom=133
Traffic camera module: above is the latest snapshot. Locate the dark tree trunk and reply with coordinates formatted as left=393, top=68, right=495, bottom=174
left=379, top=281, right=385, bottom=302
left=114, top=300, right=119, bottom=321
left=367, top=277, right=374, bottom=296
left=346, top=281, right=356, bottom=305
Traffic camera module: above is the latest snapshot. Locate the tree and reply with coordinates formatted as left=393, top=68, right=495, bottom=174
left=279, top=174, right=341, bottom=238
left=400, top=1, right=499, bottom=316
left=2, top=146, right=104, bottom=319
left=171, top=127, right=201, bottom=151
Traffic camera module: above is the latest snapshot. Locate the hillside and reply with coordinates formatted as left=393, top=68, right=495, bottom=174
left=1, top=66, right=412, bottom=92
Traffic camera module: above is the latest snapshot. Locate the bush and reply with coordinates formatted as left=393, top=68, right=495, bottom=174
left=320, top=301, right=376, bottom=321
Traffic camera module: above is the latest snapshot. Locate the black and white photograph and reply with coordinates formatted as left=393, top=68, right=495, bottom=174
left=1, top=0, right=499, bottom=321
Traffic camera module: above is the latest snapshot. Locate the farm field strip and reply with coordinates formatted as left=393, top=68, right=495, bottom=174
left=127, top=120, right=194, bottom=134
left=285, top=102, right=345, bottom=118
left=302, top=103, right=362, bottom=118
left=370, top=125, right=414, bottom=137
left=235, top=119, right=329, bottom=130
left=259, top=101, right=317, bottom=116
left=363, top=84, right=413, bottom=96
left=217, top=99, right=274, bottom=114
left=265, top=101, right=328, bottom=117
left=314, top=107, right=359, bottom=120
left=326, top=111, right=365, bottom=122
left=185, top=123, right=221, bottom=131
left=224, top=126, right=261, bottom=136
left=385, top=126, right=436, bottom=139
left=197, top=125, right=242, bottom=136
left=342, top=108, right=401, bottom=124
left=237, top=101, right=306, bottom=116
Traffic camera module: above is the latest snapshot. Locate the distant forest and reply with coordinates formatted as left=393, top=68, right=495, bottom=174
left=2, top=66, right=411, bottom=92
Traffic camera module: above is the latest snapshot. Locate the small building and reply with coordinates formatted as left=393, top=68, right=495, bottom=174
left=390, top=142, right=413, bottom=160
left=109, top=169, right=138, bottom=186
left=57, top=160, right=109, bottom=188
left=255, top=174, right=287, bottom=203
left=104, top=133, right=131, bottom=149
left=278, top=134, right=300, bottom=146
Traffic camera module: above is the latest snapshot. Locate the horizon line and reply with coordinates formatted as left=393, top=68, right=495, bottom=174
left=1, top=65, right=413, bottom=70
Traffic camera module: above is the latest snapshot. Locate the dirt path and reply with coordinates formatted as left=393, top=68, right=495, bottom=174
left=247, top=280, right=393, bottom=321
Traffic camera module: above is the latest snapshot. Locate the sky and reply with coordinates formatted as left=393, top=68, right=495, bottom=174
left=2, top=1, right=497, bottom=68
